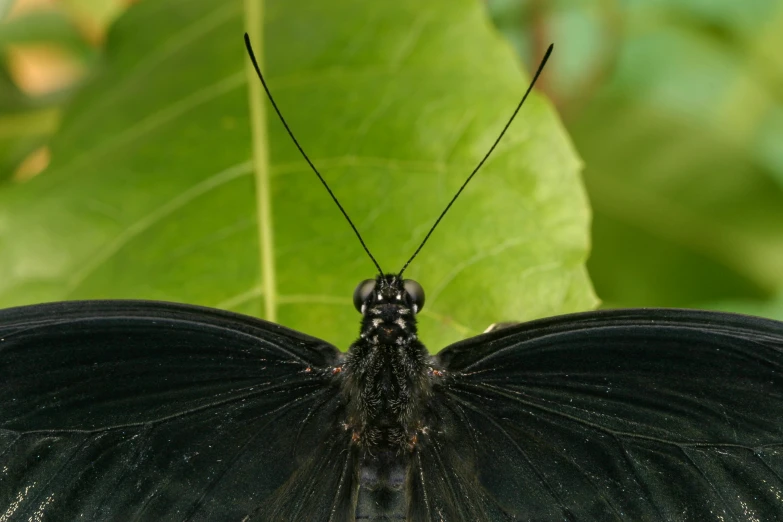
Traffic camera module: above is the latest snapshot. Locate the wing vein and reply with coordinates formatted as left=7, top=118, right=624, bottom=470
left=444, top=391, right=571, bottom=514
left=16, top=380, right=326, bottom=435
left=454, top=381, right=763, bottom=449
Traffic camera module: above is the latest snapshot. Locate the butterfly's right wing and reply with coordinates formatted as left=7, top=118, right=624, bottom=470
left=414, top=309, right=783, bottom=521
left=0, top=300, right=356, bottom=521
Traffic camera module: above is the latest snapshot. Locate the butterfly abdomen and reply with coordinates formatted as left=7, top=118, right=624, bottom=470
left=355, top=450, right=408, bottom=520
left=340, top=341, right=430, bottom=520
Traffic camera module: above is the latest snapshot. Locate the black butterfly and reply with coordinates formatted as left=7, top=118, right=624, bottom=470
left=1, top=36, right=782, bottom=521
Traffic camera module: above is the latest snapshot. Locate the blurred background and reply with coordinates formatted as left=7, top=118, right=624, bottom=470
left=1, top=0, right=782, bottom=325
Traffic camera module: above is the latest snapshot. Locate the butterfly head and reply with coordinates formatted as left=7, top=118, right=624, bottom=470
left=353, top=274, right=424, bottom=345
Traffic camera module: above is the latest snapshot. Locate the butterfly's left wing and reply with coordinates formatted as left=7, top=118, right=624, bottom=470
left=0, top=300, right=356, bottom=521
left=414, top=308, right=783, bottom=521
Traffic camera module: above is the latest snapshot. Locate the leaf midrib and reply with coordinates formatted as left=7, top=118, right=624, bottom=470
left=243, top=0, right=276, bottom=321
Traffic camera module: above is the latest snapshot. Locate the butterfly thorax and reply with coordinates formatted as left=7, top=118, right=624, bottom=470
left=340, top=275, right=432, bottom=450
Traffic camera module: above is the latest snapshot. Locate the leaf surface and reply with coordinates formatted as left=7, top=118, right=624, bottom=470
left=0, top=0, right=595, bottom=349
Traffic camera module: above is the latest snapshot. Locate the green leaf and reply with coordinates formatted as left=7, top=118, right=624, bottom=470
left=0, top=0, right=595, bottom=350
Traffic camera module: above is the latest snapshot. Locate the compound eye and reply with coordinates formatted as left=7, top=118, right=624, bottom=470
left=353, top=279, right=376, bottom=313
left=403, top=279, right=425, bottom=313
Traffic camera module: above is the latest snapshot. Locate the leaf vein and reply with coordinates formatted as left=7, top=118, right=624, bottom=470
left=66, top=161, right=253, bottom=293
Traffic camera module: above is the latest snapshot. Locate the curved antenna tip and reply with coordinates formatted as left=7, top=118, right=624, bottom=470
left=243, top=34, right=384, bottom=276
left=398, top=42, right=555, bottom=276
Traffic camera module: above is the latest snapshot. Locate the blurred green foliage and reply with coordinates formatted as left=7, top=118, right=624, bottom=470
left=0, top=0, right=594, bottom=349
left=489, top=0, right=783, bottom=319
left=0, top=2, right=100, bottom=181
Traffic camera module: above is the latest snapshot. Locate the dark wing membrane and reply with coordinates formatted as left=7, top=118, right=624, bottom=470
left=425, top=308, right=783, bottom=521
left=0, top=300, right=352, bottom=521
left=256, top=430, right=359, bottom=522
left=407, top=416, right=513, bottom=522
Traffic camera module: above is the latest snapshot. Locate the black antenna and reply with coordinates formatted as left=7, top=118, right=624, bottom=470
left=398, top=43, right=554, bottom=277
left=244, top=33, right=384, bottom=275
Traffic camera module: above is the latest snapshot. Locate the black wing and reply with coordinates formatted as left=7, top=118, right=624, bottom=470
left=416, top=308, right=783, bottom=521
left=0, top=300, right=355, bottom=521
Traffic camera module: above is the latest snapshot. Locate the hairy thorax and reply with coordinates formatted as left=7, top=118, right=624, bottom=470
left=341, top=301, right=431, bottom=450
